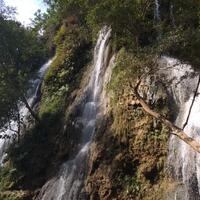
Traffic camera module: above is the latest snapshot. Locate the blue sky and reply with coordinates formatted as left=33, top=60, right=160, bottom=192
left=5, top=0, right=47, bottom=25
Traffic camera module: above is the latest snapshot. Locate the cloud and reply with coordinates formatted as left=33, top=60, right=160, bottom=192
left=5, top=0, right=46, bottom=25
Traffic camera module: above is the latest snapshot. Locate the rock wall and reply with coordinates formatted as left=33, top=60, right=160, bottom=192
left=85, top=49, right=175, bottom=200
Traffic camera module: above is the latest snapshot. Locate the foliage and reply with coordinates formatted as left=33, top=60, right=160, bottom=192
left=1, top=0, right=200, bottom=198
left=0, top=0, right=16, bottom=20
left=40, top=0, right=200, bottom=60
left=1, top=21, right=92, bottom=196
left=107, top=49, right=170, bottom=199
left=8, top=122, right=59, bottom=190
left=0, top=1, right=48, bottom=132
left=0, top=165, right=27, bottom=200
left=0, top=166, right=17, bottom=191
left=39, top=24, right=91, bottom=121
left=155, top=27, right=200, bottom=68
left=82, top=49, right=170, bottom=199
left=86, top=0, right=156, bottom=48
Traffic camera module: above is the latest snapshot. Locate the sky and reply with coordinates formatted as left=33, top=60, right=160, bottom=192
left=5, top=0, right=47, bottom=25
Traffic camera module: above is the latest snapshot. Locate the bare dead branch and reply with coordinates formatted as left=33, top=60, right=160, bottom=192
left=133, top=79, right=200, bottom=153
left=183, top=75, right=200, bottom=129
left=21, top=95, right=40, bottom=123
left=8, top=121, right=18, bottom=134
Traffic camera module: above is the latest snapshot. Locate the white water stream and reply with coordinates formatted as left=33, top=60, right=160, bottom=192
left=170, top=4, right=175, bottom=27
left=158, top=57, right=200, bottom=200
left=37, top=27, right=112, bottom=200
left=0, top=59, right=53, bottom=165
left=153, top=1, right=200, bottom=198
left=154, top=0, right=160, bottom=21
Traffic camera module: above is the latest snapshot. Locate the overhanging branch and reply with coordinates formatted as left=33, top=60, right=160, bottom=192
left=133, top=78, right=200, bottom=153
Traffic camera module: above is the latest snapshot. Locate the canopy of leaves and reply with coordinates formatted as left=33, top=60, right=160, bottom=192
left=39, top=0, right=200, bottom=52
left=0, top=1, right=48, bottom=131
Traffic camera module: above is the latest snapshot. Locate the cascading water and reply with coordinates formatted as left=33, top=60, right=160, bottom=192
left=154, top=0, right=160, bottom=21
left=37, top=27, right=112, bottom=200
left=170, top=4, right=175, bottom=27
left=154, top=0, right=176, bottom=27
left=158, top=57, right=200, bottom=200
left=152, top=3, right=200, bottom=197
left=0, top=59, right=53, bottom=165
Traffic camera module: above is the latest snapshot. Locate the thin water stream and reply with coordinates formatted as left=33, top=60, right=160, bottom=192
left=0, top=59, right=53, bottom=165
left=37, top=27, right=112, bottom=200
left=159, top=57, right=200, bottom=200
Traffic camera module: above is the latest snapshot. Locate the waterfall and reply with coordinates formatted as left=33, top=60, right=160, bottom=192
left=170, top=4, right=175, bottom=27
left=37, top=27, right=112, bottom=200
left=0, top=59, right=53, bottom=165
left=158, top=57, right=200, bottom=199
left=154, top=0, right=160, bottom=21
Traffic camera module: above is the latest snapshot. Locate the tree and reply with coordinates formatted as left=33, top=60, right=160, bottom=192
left=0, top=0, right=16, bottom=19
left=0, top=1, right=47, bottom=138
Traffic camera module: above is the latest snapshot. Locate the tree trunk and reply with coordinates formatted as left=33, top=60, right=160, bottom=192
left=21, top=95, right=40, bottom=123
left=133, top=79, right=200, bottom=153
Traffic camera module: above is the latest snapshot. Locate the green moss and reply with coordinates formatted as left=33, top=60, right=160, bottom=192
left=86, top=49, right=173, bottom=200
left=39, top=24, right=92, bottom=121
left=110, top=50, right=169, bottom=199
left=0, top=192, right=27, bottom=200
left=0, top=165, right=28, bottom=200
left=0, top=166, right=17, bottom=191
left=1, top=23, right=93, bottom=199
left=109, top=50, right=171, bottom=199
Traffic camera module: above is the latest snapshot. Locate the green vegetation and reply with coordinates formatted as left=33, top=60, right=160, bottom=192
left=1, top=0, right=200, bottom=199
left=0, top=164, right=29, bottom=200
left=0, top=9, right=92, bottom=199
left=85, top=49, right=172, bottom=199
left=39, top=23, right=92, bottom=122
left=0, top=0, right=48, bottom=133
left=38, top=1, right=200, bottom=52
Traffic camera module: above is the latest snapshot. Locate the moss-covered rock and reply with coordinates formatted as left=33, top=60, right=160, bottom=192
left=0, top=22, right=93, bottom=199
left=85, top=49, right=174, bottom=200
left=39, top=24, right=92, bottom=120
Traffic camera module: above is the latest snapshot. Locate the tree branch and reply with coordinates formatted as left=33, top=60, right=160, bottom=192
left=182, top=75, right=200, bottom=129
left=21, top=95, right=40, bottom=123
left=133, top=78, right=200, bottom=153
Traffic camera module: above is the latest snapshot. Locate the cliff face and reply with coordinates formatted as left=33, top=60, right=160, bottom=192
left=1, top=1, right=200, bottom=199
left=85, top=49, right=173, bottom=200
left=0, top=24, right=93, bottom=200
left=1, top=24, right=200, bottom=200
left=0, top=41, right=177, bottom=200
left=84, top=51, right=200, bottom=200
